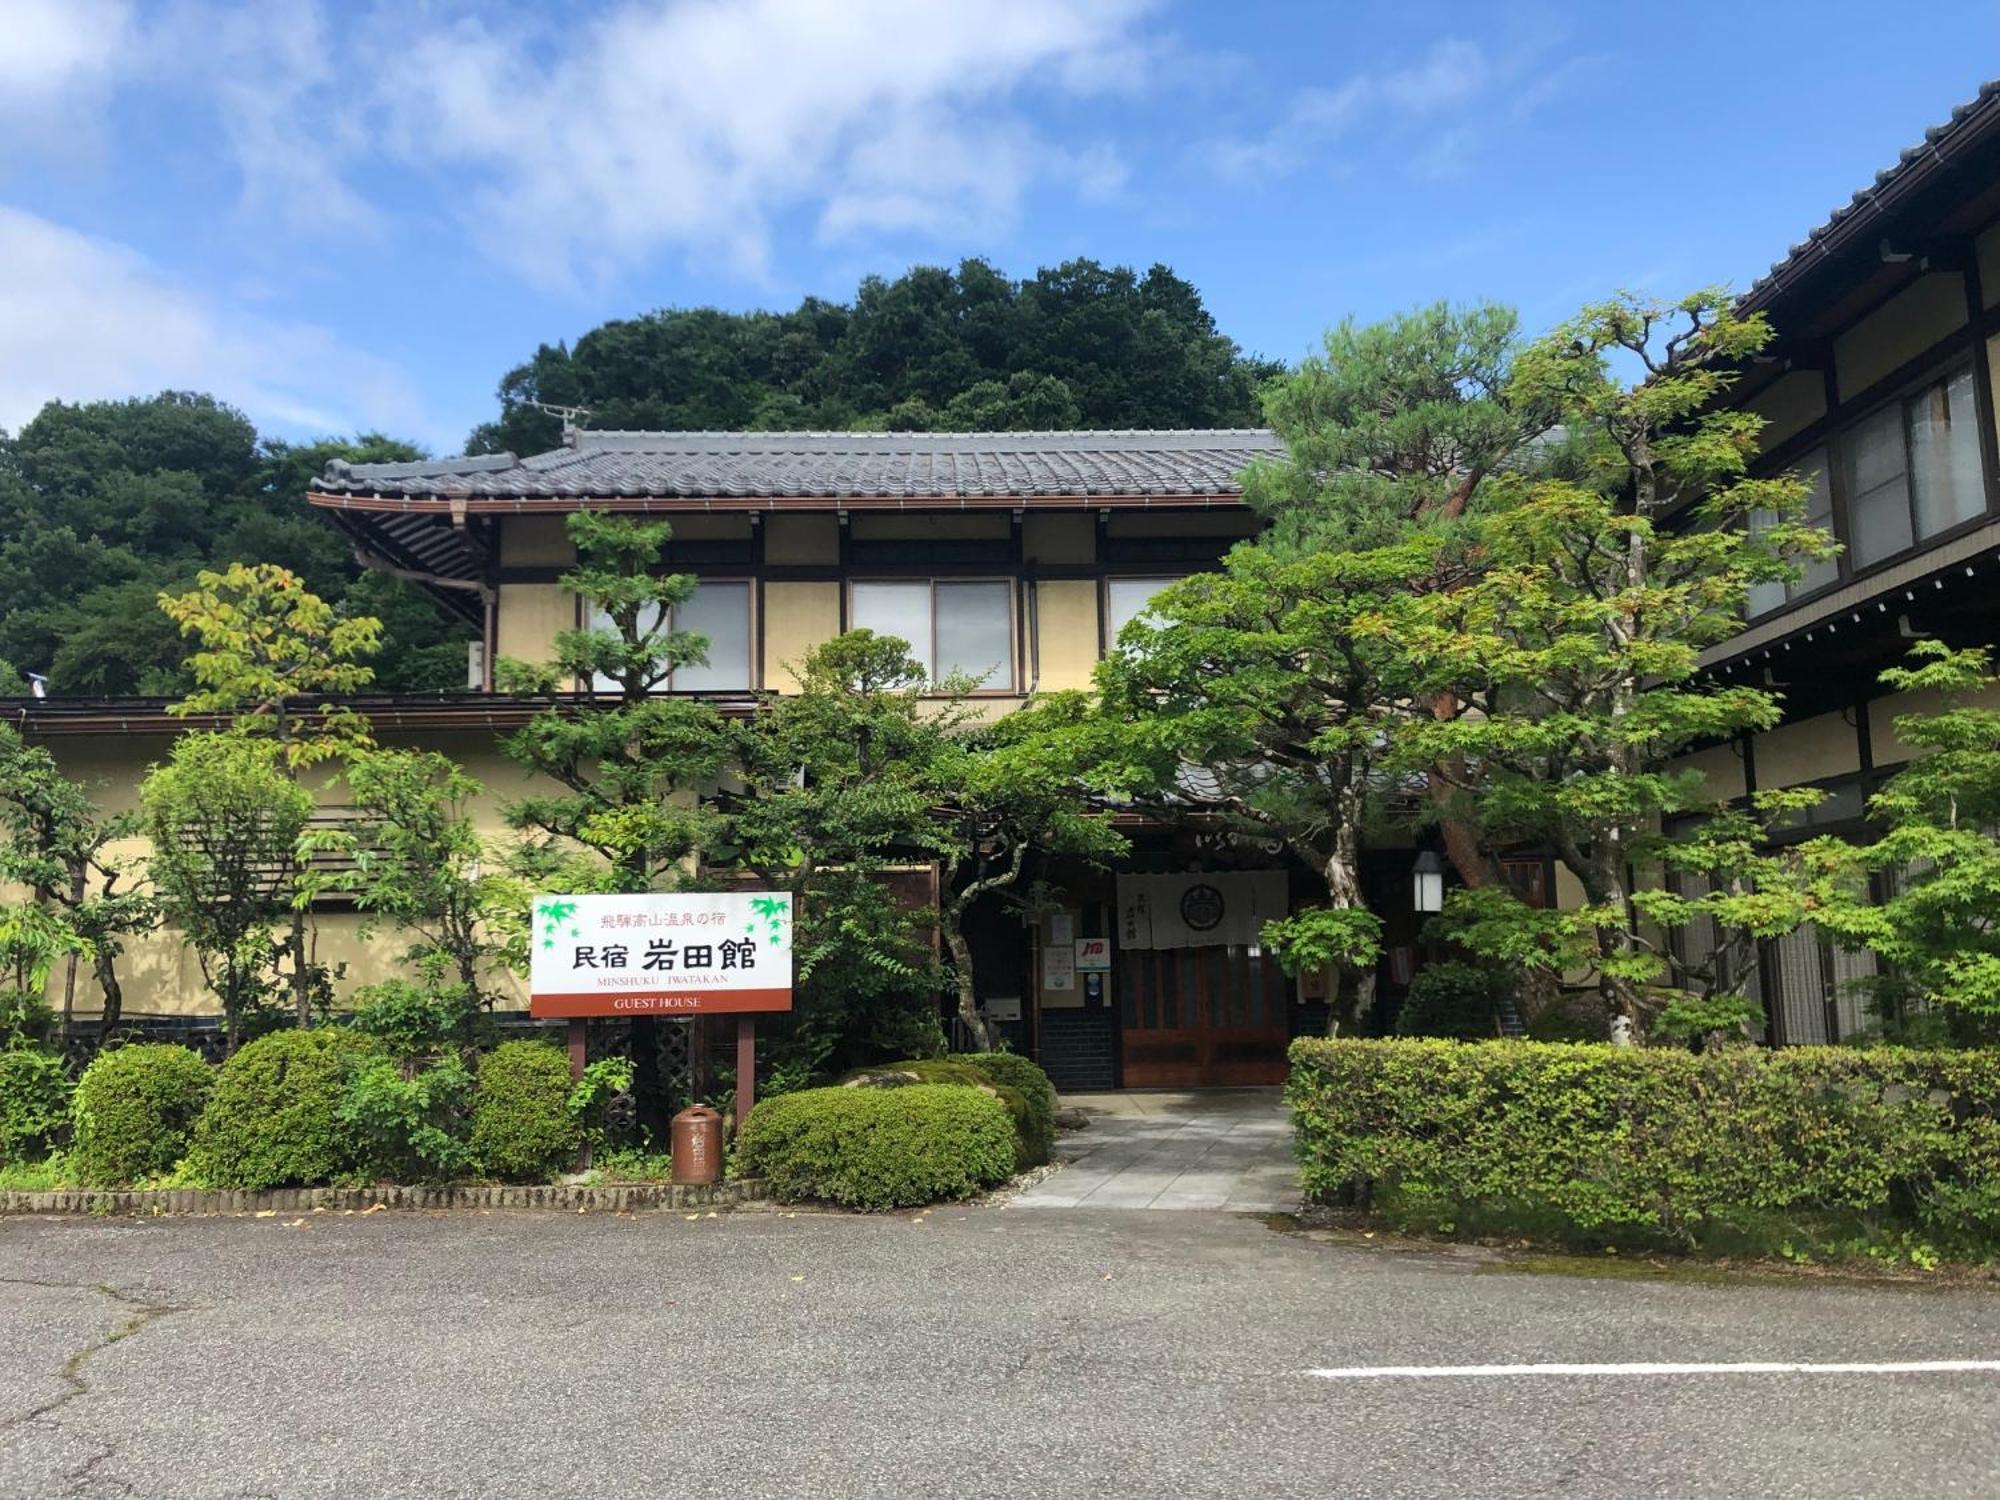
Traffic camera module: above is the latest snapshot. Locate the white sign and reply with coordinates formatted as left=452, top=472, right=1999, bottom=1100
left=1042, top=945, right=1076, bottom=992
left=528, top=891, right=794, bottom=1017
left=1049, top=912, right=1075, bottom=946
left=1114, top=872, right=1288, bottom=950
left=981, top=995, right=1023, bottom=1023
left=1074, top=936, right=1112, bottom=972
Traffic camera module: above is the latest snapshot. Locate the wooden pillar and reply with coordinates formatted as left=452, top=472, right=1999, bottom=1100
left=735, top=1016, right=756, bottom=1138
left=567, top=1018, right=587, bottom=1082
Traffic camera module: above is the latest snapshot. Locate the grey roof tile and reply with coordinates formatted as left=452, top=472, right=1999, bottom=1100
left=316, top=428, right=1285, bottom=502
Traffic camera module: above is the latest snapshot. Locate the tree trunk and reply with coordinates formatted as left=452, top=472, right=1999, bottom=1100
left=1426, top=692, right=1500, bottom=890
left=289, top=911, right=311, bottom=1028
left=944, top=921, right=995, bottom=1052
left=1323, top=789, right=1378, bottom=1028
left=94, top=949, right=123, bottom=1039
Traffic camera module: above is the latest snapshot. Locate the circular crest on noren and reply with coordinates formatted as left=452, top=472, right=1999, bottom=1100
left=1179, top=882, right=1226, bottom=932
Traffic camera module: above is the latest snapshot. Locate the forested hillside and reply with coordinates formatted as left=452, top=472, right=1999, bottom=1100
left=0, top=258, right=1272, bottom=696
left=0, top=395, right=468, bottom=696
left=469, top=258, right=1278, bottom=454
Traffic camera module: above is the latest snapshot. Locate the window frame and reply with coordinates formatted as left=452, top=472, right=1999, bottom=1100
left=580, top=576, right=758, bottom=694
left=1747, top=354, right=1995, bottom=618
left=845, top=576, right=1020, bottom=695
left=1099, top=574, right=1188, bottom=655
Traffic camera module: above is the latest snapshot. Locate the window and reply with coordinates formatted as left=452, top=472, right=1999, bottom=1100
left=587, top=581, right=752, bottom=692
left=1104, top=576, right=1184, bottom=646
left=1747, top=449, right=1838, bottom=617
left=1840, top=365, right=1985, bottom=570
left=1910, top=366, right=1985, bottom=537
left=849, top=580, right=1015, bottom=689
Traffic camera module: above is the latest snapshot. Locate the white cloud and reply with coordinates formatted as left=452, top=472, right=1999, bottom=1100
left=0, top=207, right=433, bottom=443
left=154, top=0, right=380, bottom=234
left=0, top=0, right=136, bottom=156
left=1203, top=38, right=1495, bottom=184
left=365, top=0, right=1156, bottom=286
left=0, top=0, right=132, bottom=99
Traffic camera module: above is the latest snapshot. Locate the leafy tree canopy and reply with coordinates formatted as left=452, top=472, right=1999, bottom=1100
left=0, top=394, right=469, bottom=696
left=468, top=258, right=1281, bottom=454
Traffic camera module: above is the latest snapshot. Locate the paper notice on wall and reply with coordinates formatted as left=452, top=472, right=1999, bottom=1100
left=1042, top=945, right=1076, bottom=991
left=1049, top=911, right=1075, bottom=946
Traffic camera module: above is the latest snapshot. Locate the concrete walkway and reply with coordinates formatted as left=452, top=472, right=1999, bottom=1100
left=1011, top=1088, right=1298, bottom=1211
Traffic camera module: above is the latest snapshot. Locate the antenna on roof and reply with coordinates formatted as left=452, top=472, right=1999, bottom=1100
left=527, top=402, right=594, bottom=447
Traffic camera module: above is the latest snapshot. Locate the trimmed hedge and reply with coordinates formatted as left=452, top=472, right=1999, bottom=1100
left=1288, top=1038, right=2000, bottom=1253
left=738, top=1083, right=1016, bottom=1209
left=1395, top=961, right=1507, bottom=1040
left=840, top=1059, right=1048, bottom=1168
left=471, top=1041, right=580, bottom=1181
left=953, top=1051, right=1058, bottom=1166
left=71, top=1044, right=213, bottom=1186
left=190, top=1028, right=375, bottom=1190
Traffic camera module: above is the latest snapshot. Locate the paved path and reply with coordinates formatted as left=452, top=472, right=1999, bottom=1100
left=5, top=1208, right=2000, bottom=1498
left=1012, top=1087, right=1298, bottom=1211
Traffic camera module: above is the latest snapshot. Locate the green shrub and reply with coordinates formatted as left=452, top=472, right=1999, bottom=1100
left=1287, top=1038, right=2000, bottom=1257
left=841, top=1058, right=1047, bottom=1168
left=189, top=1028, right=374, bottom=1189
left=1395, top=961, right=1509, bottom=1040
left=952, top=1051, right=1057, bottom=1166
left=341, top=1055, right=475, bottom=1184
left=471, top=1041, right=579, bottom=1182
left=70, top=1044, right=212, bottom=1185
left=738, top=1083, right=1016, bottom=1209
left=0, top=1043, right=71, bottom=1163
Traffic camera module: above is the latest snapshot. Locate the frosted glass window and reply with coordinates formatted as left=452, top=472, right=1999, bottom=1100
left=934, top=581, right=1012, bottom=688
left=1910, top=367, right=1984, bottom=539
left=672, top=582, right=752, bottom=690
left=1748, top=448, right=1839, bottom=618
left=851, top=580, right=1014, bottom=689
left=587, top=603, right=665, bottom=693
left=850, top=582, right=932, bottom=662
left=1841, top=403, right=1913, bottom=567
left=587, top=582, right=751, bottom=693
left=1796, top=450, right=1838, bottom=595
left=1105, top=577, right=1183, bottom=645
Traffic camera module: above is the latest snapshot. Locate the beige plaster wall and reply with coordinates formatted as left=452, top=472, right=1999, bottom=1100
left=1668, top=742, right=1749, bottom=803
left=760, top=580, right=841, bottom=691
left=1833, top=272, right=1968, bottom=398
left=1023, top=513, right=1095, bottom=564
left=1033, top=580, right=1101, bottom=691
left=764, top=514, right=838, bottom=566
left=1868, top=676, right=2000, bottom=768
left=1751, top=709, right=1862, bottom=789
left=1746, top=369, right=1827, bottom=453
left=495, top=583, right=572, bottom=667
left=499, top=516, right=574, bottom=569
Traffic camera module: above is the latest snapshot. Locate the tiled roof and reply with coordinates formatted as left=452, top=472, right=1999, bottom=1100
left=315, top=428, right=1285, bottom=503
left=1743, top=79, right=2000, bottom=311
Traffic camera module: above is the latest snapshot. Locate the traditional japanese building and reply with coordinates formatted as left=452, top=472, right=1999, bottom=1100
left=13, top=429, right=1392, bottom=1089
left=13, top=81, right=2000, bottom=1072
left=1670, top=79, right=2000, bottom=1044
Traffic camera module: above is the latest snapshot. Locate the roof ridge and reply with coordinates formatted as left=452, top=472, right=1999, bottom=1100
left=1744, top=77, right=2000, bottom=308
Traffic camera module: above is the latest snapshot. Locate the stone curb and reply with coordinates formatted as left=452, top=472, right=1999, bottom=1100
left=0, top=1179, right=769, bottom=1217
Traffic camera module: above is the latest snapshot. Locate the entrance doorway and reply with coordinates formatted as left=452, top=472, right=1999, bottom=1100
left=1117, top=945, right=1291, bottom=1088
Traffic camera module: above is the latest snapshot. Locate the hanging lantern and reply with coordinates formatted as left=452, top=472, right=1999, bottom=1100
left=1412, top=849, right=1445, bottom=914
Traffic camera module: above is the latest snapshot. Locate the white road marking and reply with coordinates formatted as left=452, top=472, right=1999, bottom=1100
left=1305, top=1360, right=2000, bottom=1380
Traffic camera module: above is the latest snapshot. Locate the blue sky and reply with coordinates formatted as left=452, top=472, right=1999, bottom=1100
left=3, top=0, right=1996, bottom=453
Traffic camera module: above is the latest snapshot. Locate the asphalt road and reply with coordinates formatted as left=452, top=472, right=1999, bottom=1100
left=4, top=1206, right=2000, bottom=1499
